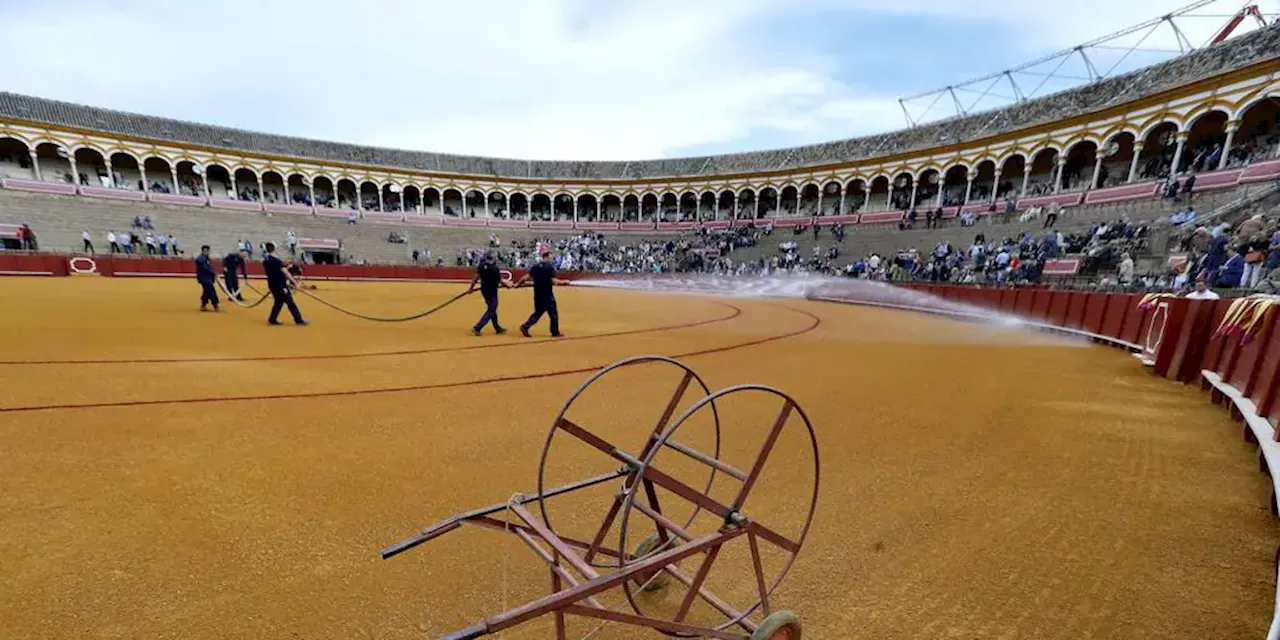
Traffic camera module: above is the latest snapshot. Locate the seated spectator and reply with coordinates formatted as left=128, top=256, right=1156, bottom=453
left=1215, top=247, right=1244, bottom=288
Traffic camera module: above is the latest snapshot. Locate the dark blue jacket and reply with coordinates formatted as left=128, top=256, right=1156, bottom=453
left=1216, top=254, right=1244, bottom=288
left=195, top=254, right=216, bottom=283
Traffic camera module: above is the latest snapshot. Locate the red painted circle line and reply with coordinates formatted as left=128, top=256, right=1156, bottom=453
left=0, top=305, right=821, bottom=414
left=0, top=302, right=742, bottom=366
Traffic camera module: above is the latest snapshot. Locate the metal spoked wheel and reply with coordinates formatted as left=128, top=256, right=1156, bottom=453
left=536, top=355, right=723, bottom=570
left=615, top=385, right=820, bottom=637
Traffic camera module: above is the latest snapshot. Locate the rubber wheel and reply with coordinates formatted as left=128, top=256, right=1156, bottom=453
left=631, top=534, right=674, bottom=592
left=752, top=611, right=801, bottom=640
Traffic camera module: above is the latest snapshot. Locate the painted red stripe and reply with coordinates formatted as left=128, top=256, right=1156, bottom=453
left=0, top=306, right=820, bottom=414
left=0, top=303, right=742, bottom=366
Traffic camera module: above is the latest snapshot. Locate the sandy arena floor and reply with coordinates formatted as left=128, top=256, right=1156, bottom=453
left=0, top=276, right=1276, bottom=639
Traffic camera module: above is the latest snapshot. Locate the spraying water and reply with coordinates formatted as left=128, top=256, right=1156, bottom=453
left=574, top=274, right=1047, bottom=334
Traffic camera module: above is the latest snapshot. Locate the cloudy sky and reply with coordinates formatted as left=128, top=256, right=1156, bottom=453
left=0, top=0, right=1269, bottom=160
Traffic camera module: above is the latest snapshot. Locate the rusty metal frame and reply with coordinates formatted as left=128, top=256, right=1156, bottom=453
left=380, top=357, right=819, bottom=640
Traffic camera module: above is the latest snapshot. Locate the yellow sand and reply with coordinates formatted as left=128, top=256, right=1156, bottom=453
left=0, top=277, right=1273, bottom=639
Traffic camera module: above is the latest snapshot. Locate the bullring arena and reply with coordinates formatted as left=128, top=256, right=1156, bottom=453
left=0, top=274, right=1275, bottom=639
left=5, top=4, right=1280, bottom=639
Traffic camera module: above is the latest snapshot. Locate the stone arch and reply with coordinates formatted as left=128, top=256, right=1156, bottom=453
left=312, top=175, right=337, bottom=207
left=970, top=159, right=998, bottom=203
left=576, top=192, right=599, bottom=221
left=600, top=193, right=622, bottom=222
left=820, top=180, right=842, bottom=215
left=260, top=169, right=286, bottom=203
left=32, top=142, right=73, bottom=184
left=1233, top=84, right=1280, bottom=120
left=997, top=154, right=1027, bottom=199
left=1187, top=105, right=1232, bottom=129
left=639, top=193, right=659, bottom=221
left=799, top=183, right=821, bottom=216
left=940, top=165, right=969, bottom=206
left=716, top=190, right=735, bottom=219
left=507, top=192, right=528, bottom=219
left=71, top=146, right=108, bottom=187
left=735, top=188, right=755, bottom=219
left=358, top=180, right=381, bottom=211
left=621, top=193, right=640, bottom=221
left=205, top=164, right=233, bottom=199
left=0, top=136, right=33, bottom=180
left=678, top=191, right=698, bottom=221
left=441, top=187, right=465, bottom=217
left=1061, top=140, right=1099, bottom=191
left=335, top=178, right=359, bottom=209
left=757, top=186, right=778, bottom=218
left=464, top=189, right=486, bottom=218
left=1139, top=117, right=1183, bottom=141
left=285, top=173, right=309, bottom=206
left=1184, top=109, right=1230, bottom=173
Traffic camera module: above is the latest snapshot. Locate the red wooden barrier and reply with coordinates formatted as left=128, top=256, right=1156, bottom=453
left=1227, top=308, right=1279, bottom=398
left=1047, top=291, right=1071, bottom=326
left=1030, top=290, right=1053, bottom=321
left=1252, top=323, right=1280, bottom=418
left=979, top=288, right=1003, bottom=311
left=1120, top=295, right=1149, bottom=345
left=1082, top=294, right=1110, bottom=335
left=1065, top=292, right=1088, bottom=330
left=1200, top=299, right=1237, bottom=378
left=999, top=289, right=1018, bottom=312
left=1100, top=294, right=1130, bottom=340
left=1014, top=289, right=1036, bottom=316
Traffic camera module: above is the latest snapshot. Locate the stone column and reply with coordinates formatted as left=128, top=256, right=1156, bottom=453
left=1218, top=123, right=1238, bottom=170
left=29, top=152, right=41, bottom=181
left=963, top=178, right=974, bottom=206
left=1169, top=132, right=1189, bottom=176
left=1127, top=142, right=1144, bottom=182
left=1090, top=153, right=1104, bottom=189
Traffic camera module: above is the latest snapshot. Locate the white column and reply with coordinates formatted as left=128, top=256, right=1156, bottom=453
left=1169, top=133, right=1188, bottom=176
left=484, top=195, right=491, bottom=218
left=1090, top=154, right=1104, bottom=190
left=230, top=174, right=238, bottom=199
left=68, top=156, right=78, bottom=187
left=934, top=184, right=943, bottom=208
left=991, top=169, right=1002, bottom=204
left=596, top=198, right=601, bottom=222
left=29, top=152, right=41, bottom=181
left=1019, top=170, right=1031, bottom=197
left=104, top=158, right=114, bottom=188
left=1219, top=124, right=1238, bottom=170
left=816, top=192, right=823, bottom=217
left=139, top=165, right=149, bottom=194
left=753, top=196, right=759, bottom=219
left=378, top=188, right=384, bottom=212
left=201, top=170, right=211, bottom=202
left=838, top=192, right=845, bottom=216
left=417, top=190, right=424, bottom=214
left=254, top=174, right=262, bottom=202
left=963, top=178, right=974, bottom=205
left=308, top=182, right=316, bottom=210
left=1052, top=159, right=1065, bottom=194
left=170, top=167, right=179, bottom=194
left=1127, top=142, right=1144, bottom=182
left=907, top=183, right=917, bottom=210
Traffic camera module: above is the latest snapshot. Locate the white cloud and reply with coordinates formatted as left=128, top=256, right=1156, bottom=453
left=0, top=0, right=1258, bottom=160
